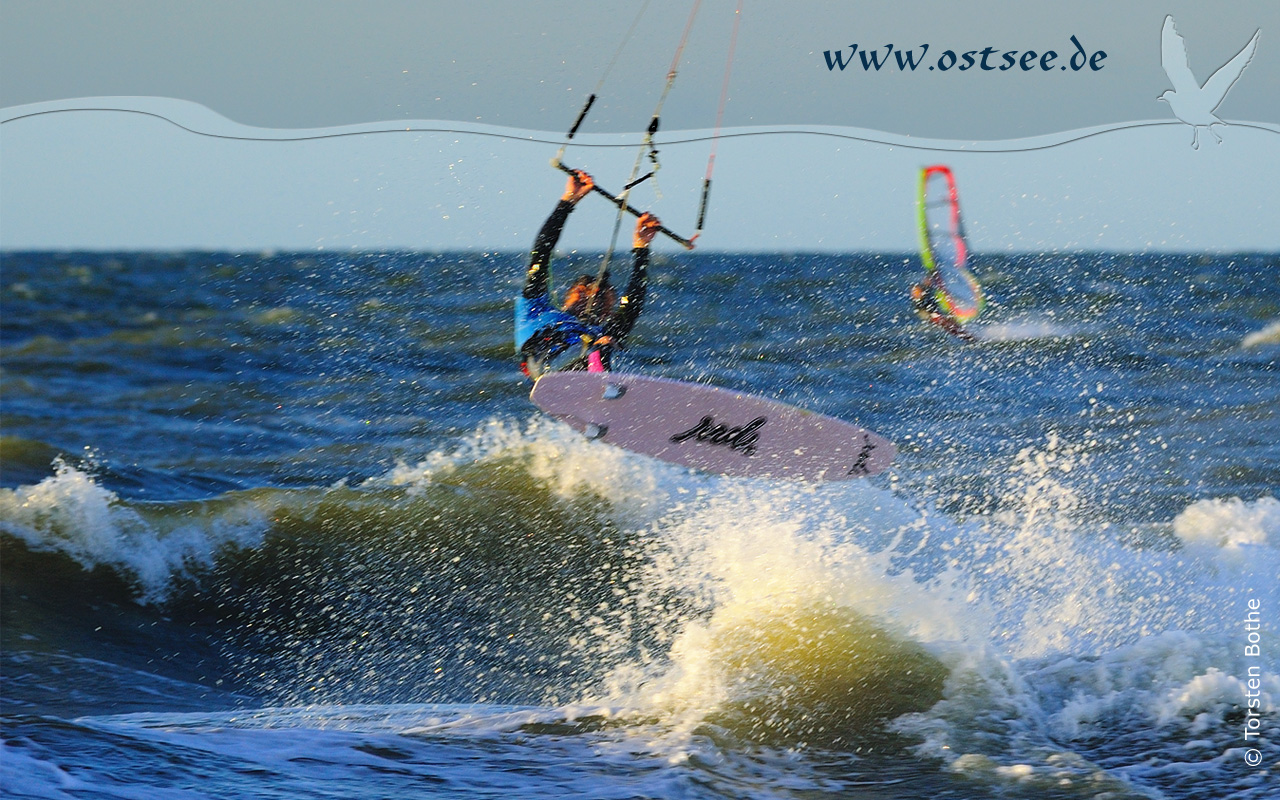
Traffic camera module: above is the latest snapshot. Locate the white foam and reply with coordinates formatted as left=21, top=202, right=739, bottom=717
left=0, top=459, right=268, bottom=603
left=573, top=480, right=992, bottom=746
left=1157, top=666, right=1279, bottom=726
left=375, top=416, right=987, bottom=741
left=975, top=316, right=1076, bottom=342
left=0, top=736, right=83, bottom=799
left=835, top=436, right=1279, bottom=796
left=1241, top=319, right=1280, bottom=349
left=373, top=415, right=707, bottom=529
left=1173, top=496, right=1280, bottom=551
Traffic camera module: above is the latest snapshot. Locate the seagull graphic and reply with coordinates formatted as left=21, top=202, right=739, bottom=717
left=1159, top=15, right=1260, bottom=149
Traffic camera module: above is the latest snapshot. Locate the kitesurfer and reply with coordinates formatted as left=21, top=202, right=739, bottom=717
left=515, top=169, right=661, bottom=379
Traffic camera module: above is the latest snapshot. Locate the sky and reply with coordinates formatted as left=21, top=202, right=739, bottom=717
left=1, top=0, right=1277, bottom=253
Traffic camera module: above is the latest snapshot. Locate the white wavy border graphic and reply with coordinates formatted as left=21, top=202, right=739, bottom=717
left=5, top=96, right=1278, bottom=154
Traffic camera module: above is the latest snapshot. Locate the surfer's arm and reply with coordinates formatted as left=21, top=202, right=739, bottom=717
left=522, top=201, right=573, bottom=300
left=523, top=172, right=594, bottom=300
left=599, top=214, right=658, bottom=345
left=604, top=247, right=648, bottom=343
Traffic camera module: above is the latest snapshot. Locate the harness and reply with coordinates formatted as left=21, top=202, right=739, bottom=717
left=515, top=294, right=605, bottom=379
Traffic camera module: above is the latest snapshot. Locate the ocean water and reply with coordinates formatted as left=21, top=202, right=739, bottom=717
left=2, top=249, right=1277, bottom=799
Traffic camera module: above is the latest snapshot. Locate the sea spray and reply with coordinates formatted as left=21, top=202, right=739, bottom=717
left=196, top=418, right=718, bottom=708
left=572, top=475, right=989, bottom=749
left=366, top=415, right=982, bottom=747
left=889, top=438, right=1280, bottom=796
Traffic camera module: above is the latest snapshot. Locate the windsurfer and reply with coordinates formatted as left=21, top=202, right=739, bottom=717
left=914, top=165, right=983, bottom=342
left=515, top=170, right=662, bottom=379
left=911, top=272, right=975, bottom=341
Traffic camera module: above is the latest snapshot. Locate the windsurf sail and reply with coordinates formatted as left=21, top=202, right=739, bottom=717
left=916, top=165, right=984, bottom=324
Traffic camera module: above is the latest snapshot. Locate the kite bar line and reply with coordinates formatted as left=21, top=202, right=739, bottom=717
left=695, top=0, right=743, bottom=237
left=552, top=159, right=697, bottom=250
left=565, top=94, right=597, bottom=141
left=582, top=0, right=704, bottom=306
left=544, top=2, right=653, bottom=307
left=553, top=0, right=652, bottom=164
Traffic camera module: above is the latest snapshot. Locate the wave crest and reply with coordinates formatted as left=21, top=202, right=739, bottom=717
left=0, top=459, right=269, bottom=603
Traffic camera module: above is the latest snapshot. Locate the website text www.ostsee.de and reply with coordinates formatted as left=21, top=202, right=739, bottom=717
left=823, top=35, right=1107, bottom=73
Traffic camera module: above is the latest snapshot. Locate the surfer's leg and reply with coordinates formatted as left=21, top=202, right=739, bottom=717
left=587, top=349, right=607, bottom=372
left=522, top=332, right=565, bottom=380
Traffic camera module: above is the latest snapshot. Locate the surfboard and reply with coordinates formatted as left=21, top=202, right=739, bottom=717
left=530, top=372, right=895, bottom=481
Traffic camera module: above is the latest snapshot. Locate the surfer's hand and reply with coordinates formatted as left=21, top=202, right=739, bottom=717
left=634, top=213, right=661, bottom=248
left=562, top=170, right=594, bottom=203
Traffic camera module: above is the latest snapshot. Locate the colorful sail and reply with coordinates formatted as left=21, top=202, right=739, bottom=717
left=917, top=165, right=984, bottom=323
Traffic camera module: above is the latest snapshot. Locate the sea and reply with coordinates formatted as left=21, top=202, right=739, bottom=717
left=2, top=248, right=1277, bottom=799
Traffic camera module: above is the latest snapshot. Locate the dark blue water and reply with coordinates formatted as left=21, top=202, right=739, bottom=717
left=2, top=249, right=1278, bottom=798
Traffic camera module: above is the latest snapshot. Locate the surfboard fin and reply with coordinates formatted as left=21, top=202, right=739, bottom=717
left=602, top=383, right=626, bottom=400
left=584, top=423, right=609, bottom=440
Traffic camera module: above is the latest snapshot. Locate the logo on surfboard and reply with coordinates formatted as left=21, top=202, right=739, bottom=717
left=670, top=415, right=766, bottom=456
left=846, top=435, right=879, bottom=476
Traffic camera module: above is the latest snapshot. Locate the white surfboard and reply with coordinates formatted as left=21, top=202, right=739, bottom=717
left=530, top=372, right=895, bottom=481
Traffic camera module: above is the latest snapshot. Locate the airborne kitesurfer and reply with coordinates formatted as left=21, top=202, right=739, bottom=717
left=515, top=169, right=661, bottom=379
